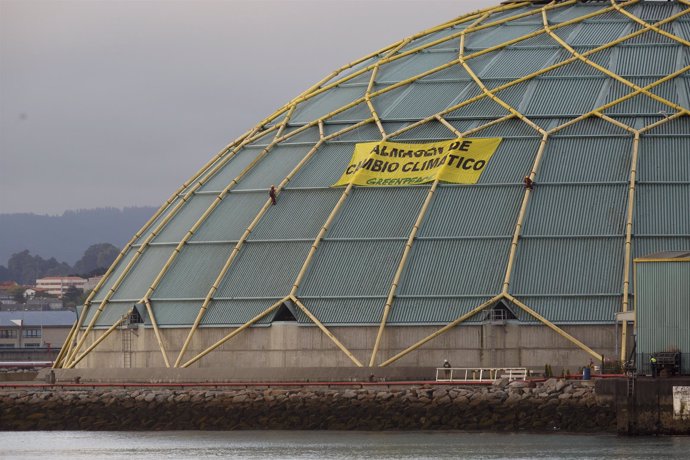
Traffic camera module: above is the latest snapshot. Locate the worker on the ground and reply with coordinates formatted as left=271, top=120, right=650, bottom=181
left=269, top=185, right=277, bottom=205
left=650, top=356, right=658, bottom=378
left=443, top=359, right=451, bottom=380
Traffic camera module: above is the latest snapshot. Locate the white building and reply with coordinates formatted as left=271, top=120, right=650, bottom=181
left=35, top=277, right=87, bottom=298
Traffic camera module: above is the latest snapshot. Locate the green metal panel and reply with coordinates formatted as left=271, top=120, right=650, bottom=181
left=215, top=241, right=312, bottom=298
left=296, top=297, right=384, bottom=325
left=636, top=260, right=690, bottom=356
left=152, top=243, right=233, bottom=300
left=398, top=238, right=511, bottom=296
left=512, top=237, right=624, bottom=295
left=110, top=246, right=172, bottom=301
left=537, top=136, right=632, bottom=183
left=198, top=146, right=264, bottom=192
left=419, top=185, right=523, bottom=237
left=190, top=191, right=268, bottom=242
left=522, top=184, right=627, bottom=236
left=235, top=144, right=316, bottom=191
left=152, top=195, right=216, bottom=243
left=249, top=189, right=343, bottom=241
left=299, top=240, right=406, bottom=297
left=327, top=187, right=428, bottom=239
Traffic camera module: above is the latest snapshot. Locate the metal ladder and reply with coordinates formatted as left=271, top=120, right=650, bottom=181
left=121, top=328, right=132, bottom=368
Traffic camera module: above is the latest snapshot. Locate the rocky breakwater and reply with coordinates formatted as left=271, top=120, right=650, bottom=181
left=0, top=378, right=615, bottom=431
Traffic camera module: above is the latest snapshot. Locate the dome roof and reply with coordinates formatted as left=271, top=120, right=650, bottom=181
left=71, top=0, right=689, bottom=366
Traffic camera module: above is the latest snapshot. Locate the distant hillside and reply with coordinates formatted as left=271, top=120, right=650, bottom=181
left=0, top=207, right=157, bottom=266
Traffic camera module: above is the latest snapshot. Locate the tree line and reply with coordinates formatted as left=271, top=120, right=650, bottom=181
left=0, top=243, right=120, bottom=285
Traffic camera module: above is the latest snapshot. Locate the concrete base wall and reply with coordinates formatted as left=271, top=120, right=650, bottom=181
left=72, top=322, right=620, bottom=371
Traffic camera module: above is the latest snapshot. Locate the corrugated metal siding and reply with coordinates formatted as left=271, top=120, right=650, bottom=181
left=111, top=246, right=172, bottom=301
left=215, top=241, right=311, bottom=298
left=397, top=238, right=511, bottom=296
left=634, top=1, right=682, bottom=22
left=148, top=300, right=200, bottom=327
left=616, top=45, right=680, bottom=76
left=515, top=296, right=618, bottom=323
left=388, top=120, right=456, bottom=141
left=288, top=143, right=358, bottom=188
left=603, top=79, right=674, bottom=115
left=551, top=116, right=629, bottom=136
left=465, top=24, right=543, bottom=49
left=627, top=24, right=677, bottom=45
left=388, top=297, right=495, bottom=324
left=280, top=126, right=321, bottom=144
left=151, top=243, right=232, bottom=299
left=633, top=236, right=690, bottom=261
left=524, top=78, right=606, bottom=116
left=234, top=144, right=314, bottom=191
left=461, top=118, right=539, bottom=137
left=537, top=136, right=632, bottom=183
left=152, top=195, right=216, bottom=243
left=568, top=22, right=631, bottom=46
left=84, top=302, right=133, bottom=328
left=476, top=137, right=542, bottom=184
left=638, top=137, right=690, bottom=182
left=546, top=48, right=613, bottom=77
left=201, top=299, right=280, bottom=326
left=481, top=48, right=560, bottom=79
left=522, top=184, right=628, bottom=236
left=644, top=116, right=690, bottom=135
left=676, top=20, right=690, bottom=41
left=91, top=250, right=136, bottom=302
left=635, top=184, right=690, bottom=235
left=511, top=237, right=624, bottom=295
left=326, top=122, right=407, bottom=142
left=249, top=189, right=342, bottom=240
left=298, top=240, right=405, bottom=297
left=296, top=298, right=384, bottom=325
left=419, top=185, right=523, bottom=237
left=636, top=261, right=690, bottom=355
left=550, top=4, right=609, bottom=23
left=383, top=82, right=480, bottom=120
left=444, top=95, right=511, bottom=119
left=291, top=85, right=366, bottom=124
left=377, top=51, right=460, bottom=83
left=199, top=147, right=263, bottom=192
left=328, top=187, right=428, bottom=239
left=134, top=199, right=181, bottom=245
left=397, top=26, right=464, bottom=53
left=190, top=191, right=267, bottom=242
left=329, top=102, right=375, bottom=124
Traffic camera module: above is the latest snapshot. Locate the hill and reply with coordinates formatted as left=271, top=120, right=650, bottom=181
left=0, top=207, right=157, bottom=266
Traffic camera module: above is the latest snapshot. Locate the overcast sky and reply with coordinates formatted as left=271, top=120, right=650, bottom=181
left=1, top=0, right=494, bottom=215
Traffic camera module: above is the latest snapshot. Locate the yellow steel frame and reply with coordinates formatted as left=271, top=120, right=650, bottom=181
left=61, top=0, right=690, bottom=369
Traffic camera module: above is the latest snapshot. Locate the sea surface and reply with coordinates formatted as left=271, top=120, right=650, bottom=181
left=0, top=431, right=688, bottom=460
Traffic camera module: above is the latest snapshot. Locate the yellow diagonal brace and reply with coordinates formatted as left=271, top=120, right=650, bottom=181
left=504, top=294, right=603, bottom=362
left=379, top=295, right=504, bottom=367
left=181, top=298, right=287, bottom=368
left=144, top=299, right=170, bottom=368
left=291, top=296, right=363, bottom=367
left=66, top=309, right=132, bottom=369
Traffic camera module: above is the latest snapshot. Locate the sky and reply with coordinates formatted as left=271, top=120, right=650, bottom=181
left=1, top=0, right=494, bottom=215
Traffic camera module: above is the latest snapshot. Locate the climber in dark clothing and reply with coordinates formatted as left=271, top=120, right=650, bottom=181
left=269, top=185, right=277, bottom=205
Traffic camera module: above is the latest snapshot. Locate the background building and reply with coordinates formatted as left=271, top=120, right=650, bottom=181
left=58, top=0, right=689, bottom=372
left=35, top=276, right=87, bottom=298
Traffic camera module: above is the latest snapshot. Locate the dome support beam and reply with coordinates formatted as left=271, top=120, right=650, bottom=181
left=180, top=298, right=288, bottom=368
left=63, top=126, right=264, bottom=368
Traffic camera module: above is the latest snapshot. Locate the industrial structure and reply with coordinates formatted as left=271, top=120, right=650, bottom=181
left=57, top=0, right=690, bottom=371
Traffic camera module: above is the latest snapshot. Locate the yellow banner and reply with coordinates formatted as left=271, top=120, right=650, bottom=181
left=332, top=138, right=502, bottom=187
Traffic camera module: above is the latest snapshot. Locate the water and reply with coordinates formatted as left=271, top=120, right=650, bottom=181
left=0, top=431, right=688, bottom=459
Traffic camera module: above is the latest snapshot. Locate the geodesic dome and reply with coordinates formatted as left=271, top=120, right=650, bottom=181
left=59, top=0, right=690, bottom=370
